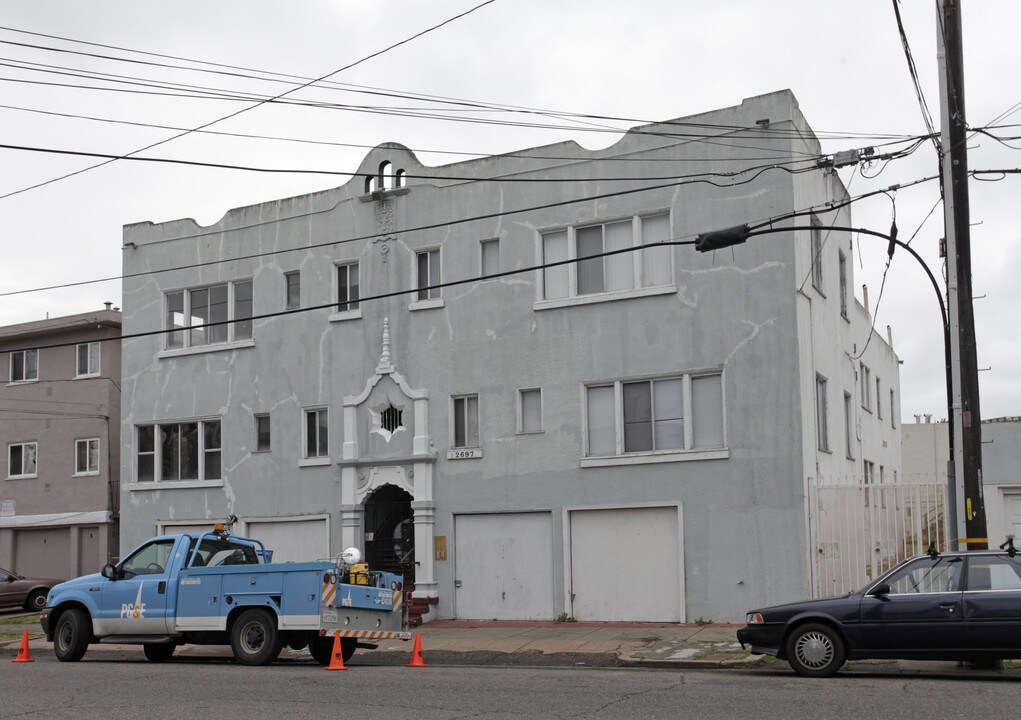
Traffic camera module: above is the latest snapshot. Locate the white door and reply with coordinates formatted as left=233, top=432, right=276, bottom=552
left=1005, top=493, right=1021, bottom=540
left=454, top=512, right=553, bottom=620
left=569, top=506, right=682, bottom=622
left=245, top=519, right=329, bottom=563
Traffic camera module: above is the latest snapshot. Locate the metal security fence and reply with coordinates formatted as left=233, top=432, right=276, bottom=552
left=808, top=479, right=949, bottom=598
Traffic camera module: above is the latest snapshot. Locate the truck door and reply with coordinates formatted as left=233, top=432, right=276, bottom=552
left=96, top=538, right=177, bottom=635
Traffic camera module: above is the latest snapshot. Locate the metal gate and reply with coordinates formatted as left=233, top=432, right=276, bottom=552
left=363, top=485, right=415, bottom=584
left=808, top=480, right=949, bottom=598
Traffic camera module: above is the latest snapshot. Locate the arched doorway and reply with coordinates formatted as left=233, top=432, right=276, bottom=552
left=363, top=485, right=415, bottom=583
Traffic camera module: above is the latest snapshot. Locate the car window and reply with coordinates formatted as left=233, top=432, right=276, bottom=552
left=966, top=556, right=1021, bottom=591
left=0, top=570, right=12, bottom=582
left=187, top=536, right=258, bottom=567
left=884, top=556, right=962, bottom=594
left=120, top=539, right=176, bottom=578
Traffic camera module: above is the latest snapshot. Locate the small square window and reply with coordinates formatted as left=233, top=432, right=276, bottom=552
left=10, top=349, right=38, bottom=383
left=76, top=342, right=101, bottom=377
left=75, top=438, right=100, bottom=475
left=8, top=442, right=38, bottom=478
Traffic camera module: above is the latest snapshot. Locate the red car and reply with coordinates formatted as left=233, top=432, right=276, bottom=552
left=0, top=567, right=61, bottom=612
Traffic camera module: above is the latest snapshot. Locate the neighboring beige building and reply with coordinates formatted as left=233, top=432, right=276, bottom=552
left=901, top=415, right=1021, bottom=547
left=0, top=307, right=121, bottom=579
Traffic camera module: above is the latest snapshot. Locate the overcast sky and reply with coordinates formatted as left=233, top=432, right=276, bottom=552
left=1, top=0, right=1018, bottom=423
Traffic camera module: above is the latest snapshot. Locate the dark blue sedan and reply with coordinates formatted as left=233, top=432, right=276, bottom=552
left=736, top=546, right=1021, bottom=676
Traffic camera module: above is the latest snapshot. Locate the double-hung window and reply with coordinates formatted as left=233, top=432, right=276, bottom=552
left=811, top=214, right=824, bottom=292
left=164, top=280, right=253, bottom=350
left=284, top=271, right=300, bottom=310
left=860, top=363, right=872, bottom=412
left=541, top=213, right=671, bottom=301
left=844, top=392, right=855, bottom=459
left=336, top=262, right=360, bottom=312
left=452, top=395, right=479, bottom=449
left=304, top=408, right=329, bottom=460
left=75, top=438, right=100, bottom=475
left=585, top=372, right=724, bottom=461
left=816, top=375, right=829, bottom=452
left=416, top=249, right=441, bottom=301
left=135, top=420, right=221, bottom=483
left=76, top=342, right=100, bottom=377
left=8, top=442, right=37, bottom=478
left=9, top=349, right=38, bottom=383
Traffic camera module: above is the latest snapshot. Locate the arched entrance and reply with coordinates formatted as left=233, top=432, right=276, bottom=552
left=363, top=485, right=415, bottom=583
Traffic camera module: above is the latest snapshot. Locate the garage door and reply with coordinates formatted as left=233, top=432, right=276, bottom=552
left=15, top=528, right=71, bottom=580
left=245, top=519, right=329, bottom=563
left=454, top=512, right=553, bottom=620
left=569, top=506, right=682, bottom=622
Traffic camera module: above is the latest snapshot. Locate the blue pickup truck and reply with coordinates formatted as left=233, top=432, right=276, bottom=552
left=40, top=523, right=409, bottom=665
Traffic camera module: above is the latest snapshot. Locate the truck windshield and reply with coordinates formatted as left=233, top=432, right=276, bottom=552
left=188, top=536, right=259, bottom=567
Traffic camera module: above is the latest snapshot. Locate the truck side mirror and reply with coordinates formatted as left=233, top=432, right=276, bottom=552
left=101, top=564, right=118, bottom=580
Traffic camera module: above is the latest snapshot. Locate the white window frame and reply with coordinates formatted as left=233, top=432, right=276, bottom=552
left=255, top=413, right=271, bottom=453
left=284, top=270, right=300, bottom=310
left=816, top=374, right=830, bottom=452
left=536, top=212, right=675, bottom=310
left=481, top=238, right=500, bottom=279
left=876, top=377, right=883, bottom=419
left=75, top=342, right=101, bottom=378
left=412, top=248, right=443, bottom=309
left=860, top=364, right=872, bottom=412
left=582, top=371, right=727, bottom=467
left=838, top=249, right=848, bottom=319
left=7, top=441, right=38, bottom=479
left=890, top=389, right=896, bottom=428
left=811, top=214, right=824, bottom=293
left=9, top=349, right=38, bottom=383
left=451, top=394, right=480, bottom=449
left=333, top=261, right=361, bottom=316
left=863, top=459, right=875, bottom=485
left=844, top=391, right=855, bottom=460
left=74, top=438, right=100, bottom=476
left=301, top=407, right=330, bottom=466
left=518, top=388, right=543, bottom=434
left=162, top=280, right=253, bottom=355
left=132, top=419, right=222, bottom=485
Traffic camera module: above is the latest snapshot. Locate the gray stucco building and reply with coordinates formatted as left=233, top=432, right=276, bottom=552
left=120, top=90, right=901, bottom=622
left=1, top=307, right=121, bottom=579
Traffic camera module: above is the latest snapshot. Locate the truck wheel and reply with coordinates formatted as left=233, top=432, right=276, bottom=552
left=310, top=636, right=356, bottom=666
left=231, top=609, right=282, bottom=666
left=143, top=643, right=176, bottom=662
left=785, top=622, right=846, bottom=678
left=53, top=608, right=90, bottom=662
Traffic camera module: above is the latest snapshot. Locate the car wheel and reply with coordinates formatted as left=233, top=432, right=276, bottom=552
left=309, top=636, right=356, bottom=666
left=785, top=622, right=846, bottom=678
left=230, top=609, right=282, bottom=666
left=53, top=608, right=90, bottom=662
left=24, top=589, right=47, bottom=612
left=143, top=643, right=176, bottom=662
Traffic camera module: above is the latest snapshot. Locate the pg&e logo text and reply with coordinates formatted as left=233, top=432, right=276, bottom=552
left=121, top=585, right=146, bottom=619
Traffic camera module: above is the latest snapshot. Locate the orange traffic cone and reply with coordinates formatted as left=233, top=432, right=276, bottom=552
left=324, top=635, right=347, bottom=671
left=405, top=633, right=428, bottom=667
left=11, top=631, right=33, bottom=663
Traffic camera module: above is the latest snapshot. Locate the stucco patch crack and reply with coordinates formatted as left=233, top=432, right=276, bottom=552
left=725, top=317, right=778, bottom=366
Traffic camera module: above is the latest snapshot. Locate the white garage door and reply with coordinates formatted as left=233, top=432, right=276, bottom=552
left=569, top=506, right=682, bottom=622
left=454, top=512, right=553, bottom=620
left=245, top=519, right=330, bottom=563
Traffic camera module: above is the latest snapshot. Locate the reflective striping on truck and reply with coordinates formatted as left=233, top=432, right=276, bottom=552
left=323, top=628, right=412, bottom=641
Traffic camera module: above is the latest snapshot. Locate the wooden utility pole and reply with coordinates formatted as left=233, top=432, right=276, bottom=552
left=937, top=0, right=986, bottom=549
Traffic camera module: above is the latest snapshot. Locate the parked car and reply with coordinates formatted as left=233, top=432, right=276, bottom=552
left=0, top=567, right=62, bottom=612
left=737, top=543, right=1021, bottom=677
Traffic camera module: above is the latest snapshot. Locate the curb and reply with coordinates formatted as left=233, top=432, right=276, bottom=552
left=617, top=651, right=769, bottom=669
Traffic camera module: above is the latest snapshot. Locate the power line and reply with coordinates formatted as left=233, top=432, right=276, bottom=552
left=0, top=0, right=499, bottom=200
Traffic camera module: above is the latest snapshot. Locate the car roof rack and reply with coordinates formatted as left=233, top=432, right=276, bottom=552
left=999, top=536, right=1017, bottom=558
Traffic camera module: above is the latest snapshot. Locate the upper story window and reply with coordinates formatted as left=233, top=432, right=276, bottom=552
left=542, top=213, right=672, bottom=302
left=76, top=342, right=100, bottom=378
left=75, top=438, right=100, bottom=476
left=860, top=363, right=872, bottom=412
left=876, top=377, right=883, bottom=419
left=481, top=239, right=500, bottom=278
left=135, top=420, right=221, bottom=483
left=303, top=407, right=329, bottom=461
left=811, top=215, right=824, bottom=293
left=9, top=349, right=38, bottom=383
left=452, top=394, right=480, bottom=449
left=890, top=389, right=896, bottom=428
left=7, top=441, right=37, bottom=479
left=816, top=375, right=829, bottom=452
left=416, top=249, right=441, bottom=301
left=519, top=388, right=542, bottom=434
left=165, top=280, right=253, bottom=351
left=255, top=414, right=271, bottom=452
left=336, top=262, right=361, bottom=313
left=844, top=391, right=855, bottom=460
left=285, top=271, right=300, bottom=310
left=585, top=372, right=724, bottom=460
left=838, top=250, right=848, bottom=318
